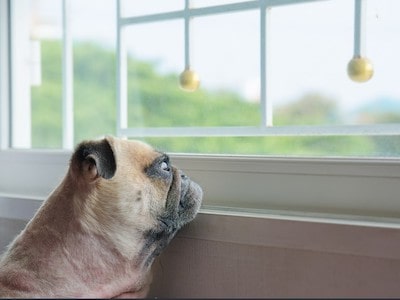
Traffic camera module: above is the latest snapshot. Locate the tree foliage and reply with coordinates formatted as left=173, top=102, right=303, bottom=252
left=31, top=41, right=385, bottom=156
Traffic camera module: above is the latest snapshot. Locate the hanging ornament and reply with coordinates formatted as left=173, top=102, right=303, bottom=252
left=179, top=0, right=200, bottom=92
left=347, top=0, right=374, bottom=83
left=180, top=68, right=200, bottom=92
left=347, top=56, right=374, bottom=82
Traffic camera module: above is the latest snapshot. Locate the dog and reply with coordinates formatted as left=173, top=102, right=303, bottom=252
left=0, top=136, right=203, bottom=298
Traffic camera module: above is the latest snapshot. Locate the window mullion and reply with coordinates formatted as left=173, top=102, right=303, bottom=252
left=184, top=0, right=191, bottom=69
left=62, top=0, right=74, bottom=150
left=10, top=0, right=31, bottom=148
left=116, top=0, right=128, bottom=138
left=353, top=0, right=367, bottom=57
left=260, top=3, right=272, bottom=127
left=0, top=0, right=11, bottom=149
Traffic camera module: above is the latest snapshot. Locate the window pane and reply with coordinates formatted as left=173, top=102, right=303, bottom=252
left=30, top=0, right=63, bottom=148
left=359, top=0, right=400, bottom=125
left=11, top=0, right=400, bottom=157
left=126, top=11, right=260, bottom=128
left=29, top=0, right=117, bottom=148
left=192, top=11, right=260, bottom=106
left=71, top=0, right=116, bottom=143
left=125, top=20, right=185, bottom=128
left=270, top=0, right=400, bottom=127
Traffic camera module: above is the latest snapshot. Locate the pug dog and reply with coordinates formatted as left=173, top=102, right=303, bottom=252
left=0, top=136, right=203, bottom=298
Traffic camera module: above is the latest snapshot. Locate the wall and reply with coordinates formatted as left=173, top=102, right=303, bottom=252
left=149, top=213, right=400, bottom=298
left=2, top=212, right=400, bottom=298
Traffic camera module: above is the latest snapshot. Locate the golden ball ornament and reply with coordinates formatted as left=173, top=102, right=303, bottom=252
left=347, top=56, right=374, bottom=83
left=179, top=68, right=200, bottom=92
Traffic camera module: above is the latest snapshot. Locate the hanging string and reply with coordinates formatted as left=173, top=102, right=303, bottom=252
left=179, top=0, right=200, bottom=92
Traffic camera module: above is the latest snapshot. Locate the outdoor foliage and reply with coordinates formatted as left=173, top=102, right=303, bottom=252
left=31, top=41, right=400, bottom=156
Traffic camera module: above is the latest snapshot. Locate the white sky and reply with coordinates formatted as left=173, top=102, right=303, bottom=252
left=33, top=0, right=400, bottom=114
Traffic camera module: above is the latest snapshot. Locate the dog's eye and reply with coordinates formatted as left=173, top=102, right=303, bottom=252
left=160, top=161, right=170, bottom=172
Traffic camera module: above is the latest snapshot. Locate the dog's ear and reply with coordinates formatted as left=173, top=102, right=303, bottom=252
left=73, top=138, right=116, bottom=181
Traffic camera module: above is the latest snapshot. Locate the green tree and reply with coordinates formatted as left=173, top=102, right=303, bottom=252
left=275, top=93, right=339, bottom=126
left=31, top=41, right=63, bottom=148
left=31, top=41, right=376, bottom=157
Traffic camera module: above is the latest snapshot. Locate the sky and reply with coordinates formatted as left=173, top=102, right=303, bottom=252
left=32, top=0, right=400, bottom=114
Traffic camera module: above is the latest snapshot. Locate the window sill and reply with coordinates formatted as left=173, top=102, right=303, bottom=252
left=3, top=191, right=400, bottom=228
left=1, top=149, right=400, bottom=223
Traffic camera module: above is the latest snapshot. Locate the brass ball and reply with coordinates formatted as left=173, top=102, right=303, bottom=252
left=347, top=56, right=374, bottom=83
left=179, top=68, right=200, bottom=92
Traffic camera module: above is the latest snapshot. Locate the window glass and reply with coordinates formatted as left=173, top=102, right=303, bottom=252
left=126, top=11, right=260, bottom=128
left=9, top=0, right=400, bottom=157
left=70, top=0, right=116, bottom=143
left=191, top=11, right=260, bottom=108
left=270, top=0, right=400, bottom=127
left=361, top=0, right=400, bottom=125
left=30, top=0, right=63, bottom=148
left=28, top=0, right=116, bottom=148
left=125, top=20, right=184, bottom=128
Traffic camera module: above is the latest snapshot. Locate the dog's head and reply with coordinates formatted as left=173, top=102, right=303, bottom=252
left=69, top=136, right=203, bottom=264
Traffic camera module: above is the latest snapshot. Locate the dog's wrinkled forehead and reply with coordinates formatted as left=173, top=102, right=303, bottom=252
left=108, top=137, right=166, bottom=175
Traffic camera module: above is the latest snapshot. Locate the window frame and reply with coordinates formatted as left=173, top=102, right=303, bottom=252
left=1, top=0, right=400, bottom=226
left=0, top=0, right=10, bottom=150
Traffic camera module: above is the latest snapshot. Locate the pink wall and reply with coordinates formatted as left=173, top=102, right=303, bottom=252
left=2, top=214, right=400, bottom=298
left=150, top=213, right=400, bottom=298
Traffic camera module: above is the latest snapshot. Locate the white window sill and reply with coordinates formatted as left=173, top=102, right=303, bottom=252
left=1, top=149, right=400, bottom=225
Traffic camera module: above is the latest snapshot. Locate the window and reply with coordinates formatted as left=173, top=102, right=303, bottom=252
left=119, top=1, right=400, bottom=157
left=116, top=0, right=400, bottom=157
left=1, top=0, right=399, bottom=156
left=1, top=0, right=400, bottom=223
left=1, top=0, right=117, bottom=149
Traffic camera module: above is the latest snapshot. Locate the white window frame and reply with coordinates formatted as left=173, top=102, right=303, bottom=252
left=1, top=150, right=400, bottom=226
left=0, top=0, right=10, bottom=150
left=1, top=0, right=400, bottom=227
